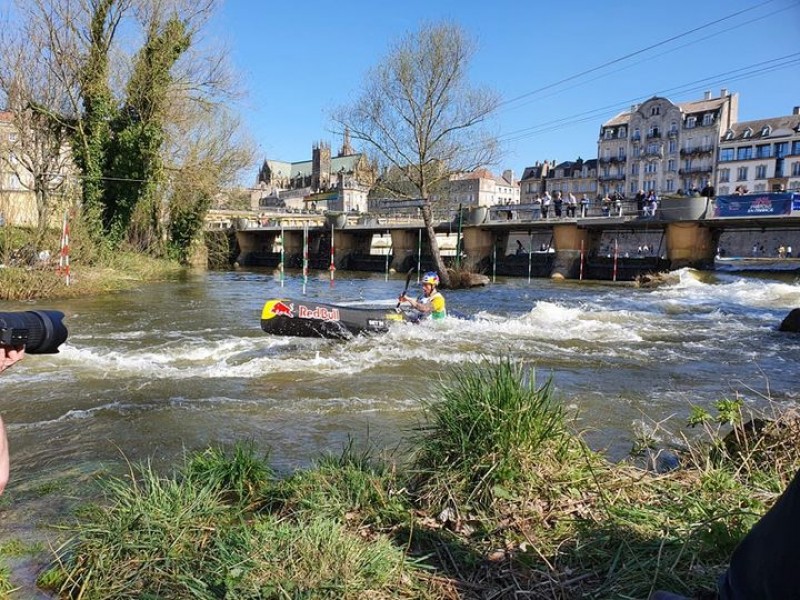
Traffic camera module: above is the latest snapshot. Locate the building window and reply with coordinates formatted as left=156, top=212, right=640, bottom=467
left=791, top=162, right=800, bottom=177
left=776, top=142, right=788, bottom=158
left=686, top=117, right=696, bottom=129
left=736, top=147, right=753, bottom=160
left=669, top=139, right=677, bottom=153
left=670, top=121, right=678, bottom=133
left=632, top=128, right=641, bottom=140
left=755, top=165, right=767, bottom=179
left=761, top=125, right=771, bottom=136
left=719, top=168, right=730, bottom=182
left=645, top=162, right=658, bottom=174
left=724, top=130, right=734, bottom=140
left=668, top=159, right=676, bottom=172
left=604, top=129, right=613, bottom=140
left=702, top=113, right=713, bottom=126
left=631, top=163, right=639, bottom=176
left=665, top=179, right=674, bottom=191
left=742, top=128, right=752, bottom=139
left=618, top=146, right=625, bottom=159
left=736, top=166, right=748, bottom=181
left=651, top=106, right=660, bottom=116
left=720, top=148, right=734, bottom=161
left=756, top=144, right=772, bottom=158
left=684, top=159, right=692, bottom=171
left=619, top=127, right=627, bottom=138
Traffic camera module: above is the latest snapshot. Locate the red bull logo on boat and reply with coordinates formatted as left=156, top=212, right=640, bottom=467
left=298, top=305, right=340, bottom=321
left=262, top=300, right=294, bottom=320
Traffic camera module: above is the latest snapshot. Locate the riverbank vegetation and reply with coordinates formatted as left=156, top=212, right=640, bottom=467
left=28, top=359, right=796, bottom=599
left=0, top=0, right=252, bottom=296
left=0, top=225, right=184, bottom=301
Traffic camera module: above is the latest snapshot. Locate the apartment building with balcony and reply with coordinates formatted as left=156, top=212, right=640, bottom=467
left=598, top=89, right=738, bottom=197
left=715, top=107, right=800, bottom=195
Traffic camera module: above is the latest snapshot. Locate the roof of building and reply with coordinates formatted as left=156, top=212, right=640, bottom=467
left=266, top=154, right=364, bottom=179
left=722, top=114, right=800, bottom=142
left=601, top=95, right=731, bottom=128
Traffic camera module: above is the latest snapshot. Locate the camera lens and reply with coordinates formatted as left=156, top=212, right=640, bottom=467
left=0, top=310, right=68, bottom=354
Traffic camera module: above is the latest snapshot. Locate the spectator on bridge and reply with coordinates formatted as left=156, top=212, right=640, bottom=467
left=541, top=192, right=551, bottom=220
left=567, top=193, right=577, bottom=218
left=635, top=190, right=646, bottom=217
left=580, top=195, right=590, bottom=217
left=553, top=192, right=563, bottom=218
left=601, top=194, right=612, bottom=217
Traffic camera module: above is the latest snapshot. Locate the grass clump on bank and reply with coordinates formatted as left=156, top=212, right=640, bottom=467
left=0, top=225, right=185, bottom=301
left=38, top=358, right=800, bottom=599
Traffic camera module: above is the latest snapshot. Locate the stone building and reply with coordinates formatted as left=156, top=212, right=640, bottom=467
left=438, top=168, right=519, bottom=208
left=0, top=110, right=74, bottom=227
left=715, top=106, right=800, bottom=195
left=252, top=130, right=376, bottom=212
left=546, top=158, right=598, bottom=199
left=598, top=89, right=738, bottom=197
left=518, top=161, right=553, bottom=203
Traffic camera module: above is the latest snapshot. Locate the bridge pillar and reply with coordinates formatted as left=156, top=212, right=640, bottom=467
left=333, top=230, right=374, bottom=268
left=235, top=229, right=280, bottom=264
left=463, top=228, right=495, bottom=266
left=665, top=222, right=716, bottom=269
left=390, top=229, right=420, bottom=271
left=550, top=224, right=593, bottom=279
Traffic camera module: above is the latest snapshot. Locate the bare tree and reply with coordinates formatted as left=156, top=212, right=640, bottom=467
left=0, top=16, right=77, bottom=236
left=333, top=22, right=500, bottom=287
left=2, top=0, right=251, bottom=257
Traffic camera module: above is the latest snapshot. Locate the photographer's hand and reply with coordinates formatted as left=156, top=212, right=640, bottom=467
left=0, top=345, right=24, bottom=495
left=0, top=345, right=24, bottom=373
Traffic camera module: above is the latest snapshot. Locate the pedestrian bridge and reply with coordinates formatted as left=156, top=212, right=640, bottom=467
left=233, top=193, right=800, bottom=280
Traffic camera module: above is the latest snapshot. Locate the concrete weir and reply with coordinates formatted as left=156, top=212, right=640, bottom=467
left=234, top=199, right=800, bottom=281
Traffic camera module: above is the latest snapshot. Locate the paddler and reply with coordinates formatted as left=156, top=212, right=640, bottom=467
left=398, top=271, right=447, bottom=320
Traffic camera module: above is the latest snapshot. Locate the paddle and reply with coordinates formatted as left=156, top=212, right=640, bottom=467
left=396, top=267, right=416, bottom=309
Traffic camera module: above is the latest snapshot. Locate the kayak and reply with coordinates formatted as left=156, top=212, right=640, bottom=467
left=260, top=298, right=411, bottom=339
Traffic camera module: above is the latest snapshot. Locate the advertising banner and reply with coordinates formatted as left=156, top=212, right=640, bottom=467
left=714, top=193, right=798, bottom=217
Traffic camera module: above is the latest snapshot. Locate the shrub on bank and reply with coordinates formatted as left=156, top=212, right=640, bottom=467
left=37, top=359, right=798, bottom=599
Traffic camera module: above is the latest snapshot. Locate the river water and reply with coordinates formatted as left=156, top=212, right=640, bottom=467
left=1, top=269, right=799, bottom=530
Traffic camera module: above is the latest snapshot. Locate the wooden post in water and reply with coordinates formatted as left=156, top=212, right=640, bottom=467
left=579, top=239, right=585, bottom=281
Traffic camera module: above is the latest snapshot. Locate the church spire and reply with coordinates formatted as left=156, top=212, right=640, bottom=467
left=339, top=127, right=353, bottom=157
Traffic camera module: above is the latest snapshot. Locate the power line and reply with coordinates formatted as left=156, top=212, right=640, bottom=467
left=493, top=53, right=800, bottom=147
left=496, top=2, right=799, bottom=117
left=499, top=0, right=782, bottom=109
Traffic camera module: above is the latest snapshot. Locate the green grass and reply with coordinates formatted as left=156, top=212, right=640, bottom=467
left=35, top=358, right=800, bottom=599
left=410, top=358, right=571, bottom=512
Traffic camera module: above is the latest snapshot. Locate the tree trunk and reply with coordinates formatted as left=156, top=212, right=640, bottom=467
left=420, top=200, right=451, bottom=288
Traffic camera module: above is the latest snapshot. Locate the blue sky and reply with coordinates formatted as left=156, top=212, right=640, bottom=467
left=210, top=0, right=800, bottom=186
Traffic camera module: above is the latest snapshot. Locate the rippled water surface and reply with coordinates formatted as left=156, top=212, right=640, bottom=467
left=2, top=267, right=799, bottom=496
